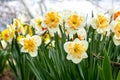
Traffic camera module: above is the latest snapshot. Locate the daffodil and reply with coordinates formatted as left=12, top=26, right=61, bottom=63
left=1, top=24, right=15, bottom=43
left=1, top=29, right=11, bottom=42
left=7, top=24, right=15, bottom=38
left=91, top=13, right=110, bottom=33
left=19, top=35, right=42, bottom=57
left=65, top=13, right=85, bottom=38
left=111, top=22, right=120, bottom=46
left=30, top=16, right=46, bottom=35
left=31, top=16, right=42, bottom=28
left=14, top=18, right=23, bottom=28
left=13, top=18, right=24, bottom=35
left=64, top=38, right=88, bottom=64
left=42, top=11, right=61, bottom=36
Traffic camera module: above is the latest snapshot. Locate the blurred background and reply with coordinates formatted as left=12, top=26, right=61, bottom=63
left=0, top=0, right=120, bottom=31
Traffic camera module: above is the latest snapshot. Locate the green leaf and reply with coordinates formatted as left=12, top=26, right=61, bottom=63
left=103, top=49, right=112, bottom=80
left=117, top=71, right=120, bottom=80
left=98, top=64, right=105, bottom=80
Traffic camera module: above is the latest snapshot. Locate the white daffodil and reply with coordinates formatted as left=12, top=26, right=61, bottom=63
left=1, top=24, right=15, bottom=43
left=91, top=13, right=110, bottom=34
left=111, top=22, right=120, bottom=46
left=30, top=16, right=46, bottom=35
left=13, top=18, right=24, bottom=35
left=19, top=35, right=42, bottom=57
left=42, top=11, right=62, bottom=36
left=64, top=38, right=88, bottom=64
left=65, top=13, right=86, bottom=38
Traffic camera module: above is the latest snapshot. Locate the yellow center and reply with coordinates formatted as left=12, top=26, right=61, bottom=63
left=114, top=23, right=120, bottom=38
left=44, top=11, right=61, bottom=28
left=68, top=43, right=86, bottom=58
left=1, top=29, right=10, bottom=41
left=23, top=39, right=36, bottom=52
left=67, top=14, right=83, bottom=30
left=96, top=14, right=109, bottom=29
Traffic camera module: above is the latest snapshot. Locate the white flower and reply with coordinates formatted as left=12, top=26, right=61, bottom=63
left=1, top=24, right=15, bottom=43
left=65, top=12, right=86, bottom=38
left=20, top=35, right=42, bottom=57
left=30, top=16, right=46, bottom=35
left=42, top=11, right=62, bottom=36
left=111, top=22, right=120, bottom=46
left=91, top=13, right=110, bottom=33
left=113, top=35, right=120, bottom=46
left=64, top=38, right=88, bottom=64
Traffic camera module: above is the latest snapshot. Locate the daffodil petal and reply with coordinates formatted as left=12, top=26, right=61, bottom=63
left=64, top=42, right=72, bottom=53
left=29, top=50, right=38, bottom=57
left=81, top=40, right=88, bottom=50
left=113, top=36, right=120, bottom=46
left=66, top=54, right=73, bottom=60
left=82, top=52, right=88, bottom=59
left=72, top=57, right=82, bottom=64
left=21, top=47, right=28, bottom=53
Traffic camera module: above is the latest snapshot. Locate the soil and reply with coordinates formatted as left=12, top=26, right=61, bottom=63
left=0, top=70, right=15, bottom=80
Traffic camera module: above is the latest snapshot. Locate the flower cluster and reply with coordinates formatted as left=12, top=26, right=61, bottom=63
left=0, top=10, right=120, bottom=64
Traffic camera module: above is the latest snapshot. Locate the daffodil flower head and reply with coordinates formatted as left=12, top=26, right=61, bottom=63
left=65, top=13, right=85, bottom=38
left=30, top=16, right=42, bottom=30
left=1, top=29, right=11, bottom=42
left=112, top=22, right=120, bottom=46
left=13, top=18, right=23, bottom=28
left=1, top=24, right=15, bottom=43
left=19, top=35, right=42, bottom=57
left=13, top=18, right=25, bottom=35
left=7, top=24, right=15, bottom=38
left=64, top=38, right=88, bottom=64
left=67, top=14, right=84, bottom=30
left=91, top=13, right=110, bottom=34
left=42, top=10, right=62, bottom=36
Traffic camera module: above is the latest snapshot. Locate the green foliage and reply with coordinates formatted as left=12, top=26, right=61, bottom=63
left=117, top=71, right=120, bottom=80
left=0, top=50, right=9, bottom=74
left=8, top=38, right=35, bottom=80
left=103, top=49, right=112, bottom=80
left=1, top=23, right=119, bottom=80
